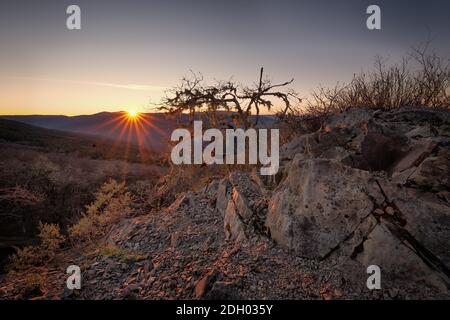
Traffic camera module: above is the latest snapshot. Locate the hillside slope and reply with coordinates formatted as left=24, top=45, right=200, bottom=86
left=0, top=119, right=160, bottom=163
left=1, top=107, right=449, bottom=300
left=0, top=119, right=165, bottom=270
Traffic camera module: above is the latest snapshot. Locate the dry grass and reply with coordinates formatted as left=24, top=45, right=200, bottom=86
left=151, top=160, right=252, bottom=208
left=8, top=223, right=65, bottom=271
left=278, top=45, right=449, bottom=138
left=22, top=273, right=46, bottom=298
left=68, top=179, right=134, bottom=243
left=307, top=46, right=449, bottom=115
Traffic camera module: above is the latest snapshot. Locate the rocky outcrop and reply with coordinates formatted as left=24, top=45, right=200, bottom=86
left=407, top=147, right=450, bottom=193
left=218, top=172, right=268, bottom=242
left=266, top=158, right=381, bottom=259
left=210, top=107, right=450, bottom=295
left=266, top=107, right=450, bottom=293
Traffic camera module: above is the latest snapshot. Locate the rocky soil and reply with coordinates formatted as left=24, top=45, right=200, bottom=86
left=1, top=107, right=449, bottom=300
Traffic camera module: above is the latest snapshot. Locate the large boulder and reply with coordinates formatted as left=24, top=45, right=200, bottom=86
left=376, top=181, right=450, bottom=271
left=408, top=147, right=450, bottom=192
left=266, top=158, right=382, bottom=259
left=265, top=107, right=450, bottom=294
left=349, top=222, right=448, bottom=292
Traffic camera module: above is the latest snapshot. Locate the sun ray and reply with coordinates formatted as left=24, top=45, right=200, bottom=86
left=87, top=109, right=166, bottom=166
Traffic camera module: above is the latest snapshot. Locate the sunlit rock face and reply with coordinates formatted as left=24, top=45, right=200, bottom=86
left=266, top=107, right=450, bottom=292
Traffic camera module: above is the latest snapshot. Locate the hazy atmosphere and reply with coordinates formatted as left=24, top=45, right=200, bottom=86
left=1, top=0, right=449, bottom=115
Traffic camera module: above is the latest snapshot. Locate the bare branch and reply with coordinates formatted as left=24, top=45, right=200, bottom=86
left=158, top=68, right=300, bottom=128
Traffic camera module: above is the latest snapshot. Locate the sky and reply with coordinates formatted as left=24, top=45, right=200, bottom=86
left=0, top=0, right=449, bottom=115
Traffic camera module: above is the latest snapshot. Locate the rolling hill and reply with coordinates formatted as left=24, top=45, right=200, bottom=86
left=0, top=118, right=161, bottom=163
left=0, top=112, right=174, bottom=152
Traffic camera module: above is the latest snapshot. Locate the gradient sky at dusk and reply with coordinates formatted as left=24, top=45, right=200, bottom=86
left=0, top=0, right=449, bottom=115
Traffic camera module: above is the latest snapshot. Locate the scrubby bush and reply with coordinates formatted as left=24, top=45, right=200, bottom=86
left=8, top=246, right=40, bottom=271
left=37, top=223, right=65, bottom=258
left=127, top=180, right=159, bottom=214
left=69, top=179, right=134, bottom=243
left=159, top=68, right=301, bottom=129
left=0, top=186, right=44, bottom=206
left=8, top=223, right=65, bottom=271
left=306, top=45, right=449, bottom=116
left=22, top=273, right=46, bottom=298
left=278, top=44, right=449, bottom=139
left=276, top=108, right=325, bottom=144
left=68, top=215, right=98, bottom=242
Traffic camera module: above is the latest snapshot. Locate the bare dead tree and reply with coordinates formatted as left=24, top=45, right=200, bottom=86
left=158, top=68, right=301, bottom=128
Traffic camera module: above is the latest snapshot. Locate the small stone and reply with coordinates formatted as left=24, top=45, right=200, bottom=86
left=195, top=270, right=219, bottom=299
left=147, top=277, right=156, bottom=286
left=373, top=208, right=384, bottom=216
left=62, top=287, right=75, bottom=300
left=385, top=206, right=395, bottom=215
left=171, top=232, right=180, bottom=247
left=334, top=289, right=343, bottom=298
left=388, top=288, right=399, bottom=298
left=168, top=279, right=177, bottom=289
left=144, top=260, right=153, bottom=273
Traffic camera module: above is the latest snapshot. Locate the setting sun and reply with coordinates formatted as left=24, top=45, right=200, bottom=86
left=126, top=110, right=139, bottom=119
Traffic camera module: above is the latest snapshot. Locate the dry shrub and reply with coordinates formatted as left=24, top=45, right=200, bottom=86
left=279, top=44, right=449, bottom=137
left=153, top=163, right=233, bottom=208
left=127, top=180, right=159, bottom=214
left=38, top=223, right=65, bottom=256
left=22, top=273, right=46, bottom=298
left=8, top=247, right=39, bottom=271
left=8, top=223, right=65, bottom=271
left=67, top=215, right=98, bottom=242
left=306, top=45, right=449, bottom=116
left=69, top=179, right=134, bottom=243
left=276, top=107, right=325, bottom=144
left=159, top=68, right=301, bottom=129
left=0, top=186, right=44, bottom=205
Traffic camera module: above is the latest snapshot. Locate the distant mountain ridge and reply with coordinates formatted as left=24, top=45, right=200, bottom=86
left=0, top=112, right=277, bottom=151
left=1, top=112, right=175, bottom=151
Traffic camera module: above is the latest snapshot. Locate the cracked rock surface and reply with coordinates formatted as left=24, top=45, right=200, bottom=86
left=267, top=107, right=450, bottom=296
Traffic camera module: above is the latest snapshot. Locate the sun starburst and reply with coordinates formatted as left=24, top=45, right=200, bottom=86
left=126, top=110, right=139, bottom=119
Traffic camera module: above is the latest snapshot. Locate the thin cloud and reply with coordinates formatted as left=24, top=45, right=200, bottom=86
left=9, top=77, right=167, bottom=91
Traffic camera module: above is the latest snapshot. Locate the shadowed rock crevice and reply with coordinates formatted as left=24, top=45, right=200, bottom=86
left=374, top=181, right=450, bottom=281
